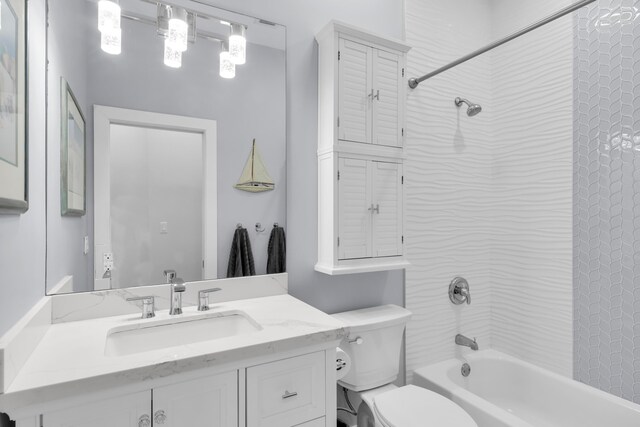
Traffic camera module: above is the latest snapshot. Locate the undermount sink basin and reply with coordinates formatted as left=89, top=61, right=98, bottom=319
left=104, top=311, right=261, bottom=357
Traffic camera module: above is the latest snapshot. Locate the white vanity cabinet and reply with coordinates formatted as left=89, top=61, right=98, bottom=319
left=316, top=21, right=411, bottom=275
left=42, top=371, right=237, bottom=427
left=31, top=350, right=334, bottom=427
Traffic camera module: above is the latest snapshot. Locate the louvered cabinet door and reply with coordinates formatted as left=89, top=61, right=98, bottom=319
left=372, top=161, right=403, bottom=257
left=338, top=38, right=372, bottom=144
left=372, top=49, right=403, bottom=147
left=338, top=158, right=372, bottom=260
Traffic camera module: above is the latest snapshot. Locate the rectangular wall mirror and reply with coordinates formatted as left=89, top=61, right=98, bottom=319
left=44, top=0, right=286, bottom=294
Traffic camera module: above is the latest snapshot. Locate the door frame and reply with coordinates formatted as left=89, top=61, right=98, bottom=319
left=93, top=106, right=217, bottom=290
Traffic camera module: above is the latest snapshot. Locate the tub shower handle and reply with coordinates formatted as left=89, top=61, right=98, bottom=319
left=449, top=277, right=471, bottom=305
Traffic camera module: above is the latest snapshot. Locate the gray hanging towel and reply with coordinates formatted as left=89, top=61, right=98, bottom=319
left=227, top=226, right=256, bottom=278
left=267, top=224, right=286, bottom=274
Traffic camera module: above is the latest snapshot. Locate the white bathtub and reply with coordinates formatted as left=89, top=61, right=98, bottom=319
left=413, top=349, right=640, bottom=427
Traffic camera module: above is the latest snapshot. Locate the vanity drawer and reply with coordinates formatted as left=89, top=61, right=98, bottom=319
left=246, top=351, right=326, bottom=427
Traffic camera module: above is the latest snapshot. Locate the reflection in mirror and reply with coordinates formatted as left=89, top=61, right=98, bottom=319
left=45, top=0, right=286, bottom=295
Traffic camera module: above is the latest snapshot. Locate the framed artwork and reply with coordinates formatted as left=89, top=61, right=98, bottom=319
left=0, top=0, right=27, bottom=214
left=60, top=78, right=86, bottom=216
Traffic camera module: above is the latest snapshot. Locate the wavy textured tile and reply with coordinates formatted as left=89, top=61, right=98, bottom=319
left=404, top=0, right=574, bottom=383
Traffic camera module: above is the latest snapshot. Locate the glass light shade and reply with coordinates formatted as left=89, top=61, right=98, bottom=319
left=98, top=0, right=121, bottom=32
left=168, top=17, right=188, bottom=52
left=100, top=27, right=121, bottom=55
left=164, top=40, right=182, bottom=68
left=219, top=51, right=235, bottom=79
left=228, top=24, right=246, bottom=65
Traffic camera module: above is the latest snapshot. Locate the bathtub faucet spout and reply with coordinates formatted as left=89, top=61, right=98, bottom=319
left=455, top=334, right=478, bottom=351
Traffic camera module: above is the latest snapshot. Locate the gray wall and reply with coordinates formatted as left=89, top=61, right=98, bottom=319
left=574, top=0, right=640, bottom=404
left=0, top=1, right=47, bottom=337
left=0, top=0, right=404, bottom=337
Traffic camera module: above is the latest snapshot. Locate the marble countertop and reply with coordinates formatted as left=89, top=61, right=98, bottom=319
left=0, top=294, right=345, bottom=411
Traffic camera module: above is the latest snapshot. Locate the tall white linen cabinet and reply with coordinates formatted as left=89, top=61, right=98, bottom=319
left=315, top=21, right=411, bottom=275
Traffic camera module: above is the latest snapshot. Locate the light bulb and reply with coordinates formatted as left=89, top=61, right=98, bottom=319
left=219, top=43, right=235, bottom=79
left=229, top=24, right=246, bottom=65
left=167, top=7, right=188, bottom=52
left=164, top=40, right=182, bottom=68
left=101, top=27, right=121, bottom=55
left=98, top=0, right=121, bottom=32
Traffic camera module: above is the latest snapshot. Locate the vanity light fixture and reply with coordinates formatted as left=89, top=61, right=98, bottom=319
left=101, top=27, right=122, bottom=55
left=228, top=23, right=247, bottom=65
left=219, top=41, right=235, bottom=79
left=164, top=39, right=182, bottom=68
left=98, top=0, right=121, bottom=55
left=167, top=6, right=189, bottom=52
left=98, top=0, right=121, bottom=32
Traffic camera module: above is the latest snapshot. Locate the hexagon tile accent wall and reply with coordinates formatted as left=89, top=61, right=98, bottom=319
left=574, top=0, right=640, bottom=404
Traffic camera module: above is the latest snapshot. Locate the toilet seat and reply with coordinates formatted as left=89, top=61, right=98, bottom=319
left=372, top=385, right=477, bottom=427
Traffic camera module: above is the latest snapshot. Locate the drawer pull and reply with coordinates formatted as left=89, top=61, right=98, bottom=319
left=282, top=390, right=298, bottom=399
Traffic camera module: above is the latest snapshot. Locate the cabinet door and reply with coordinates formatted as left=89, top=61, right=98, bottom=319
left=338, top=38, right=372, bottom=144
left=43, top=391, right=150, bottom=427
left=152, top=371, right=238, bottom=427
left=338, top=158, right=372, bottom=260
left=372, top=161, right=403, bottom=257
left=372, top=49, right=403, bottom=147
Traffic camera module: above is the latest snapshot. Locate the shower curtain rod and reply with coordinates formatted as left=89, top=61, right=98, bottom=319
left=407, top=0, right=597, bottom=89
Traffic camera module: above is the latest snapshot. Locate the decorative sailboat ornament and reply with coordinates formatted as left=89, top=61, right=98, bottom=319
left=234, top=139, right=275, bottom=193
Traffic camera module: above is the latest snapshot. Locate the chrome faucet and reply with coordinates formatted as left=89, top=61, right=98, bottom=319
left=455, top=334, right=478, bottom=351
left=170, top=278, right=186, bottom=315
left=164, top=270, right=186, bottom=315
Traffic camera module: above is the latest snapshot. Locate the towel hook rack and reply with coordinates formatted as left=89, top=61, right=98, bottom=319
left=255, top=223, right=265, bottom=233
left=236, top=223, right=243, bottom=229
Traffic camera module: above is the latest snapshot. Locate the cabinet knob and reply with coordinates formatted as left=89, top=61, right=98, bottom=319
left=138, top=414, right=151, bottom=427
left=154, top=410, right=167, bottom=424
left=368, top=204, right=380, bottom=214
left=374, top=89, right=380, bottom=100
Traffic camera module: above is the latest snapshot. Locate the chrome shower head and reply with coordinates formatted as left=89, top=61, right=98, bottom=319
left=455, top=97, right=482, bottom=117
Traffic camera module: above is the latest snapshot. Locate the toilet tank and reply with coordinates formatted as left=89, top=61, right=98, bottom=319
left=332, top=305, right=412, bottom=392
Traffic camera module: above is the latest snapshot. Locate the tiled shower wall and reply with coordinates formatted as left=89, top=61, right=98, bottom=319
left=574, top=0, right=640, bottom=404
left=405, top=0, right=574, bottom=379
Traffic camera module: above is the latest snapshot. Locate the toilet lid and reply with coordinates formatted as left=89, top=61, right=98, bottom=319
left=373, top=385, right=477, bottom=427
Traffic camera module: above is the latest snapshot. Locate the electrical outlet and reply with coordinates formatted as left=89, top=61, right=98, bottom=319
left=103, top=252, right=114, bottom=271
left=160, top=221, right=168, bottom=234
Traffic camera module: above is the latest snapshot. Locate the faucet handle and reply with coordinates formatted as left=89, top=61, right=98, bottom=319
left=127, top=296, right=155, bottom=318
left=198, top=288, right=222, bottom=311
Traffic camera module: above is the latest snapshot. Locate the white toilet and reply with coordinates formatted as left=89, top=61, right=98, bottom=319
left=333, top=305, right=477, bottom=427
